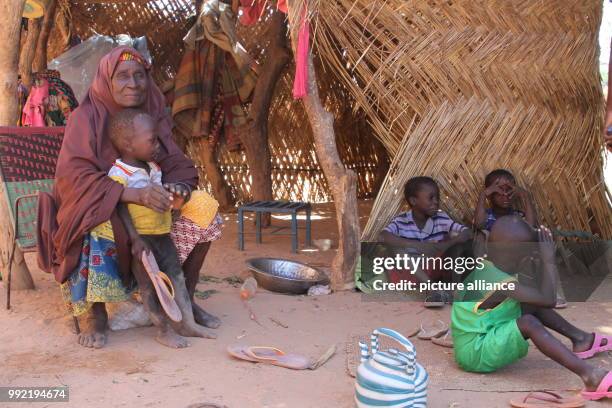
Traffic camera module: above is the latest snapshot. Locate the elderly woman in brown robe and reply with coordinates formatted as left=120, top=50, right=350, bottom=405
left=39, top=47, right=222, bottom=349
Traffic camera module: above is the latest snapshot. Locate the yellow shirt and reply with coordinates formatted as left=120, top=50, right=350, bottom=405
left=91, top=160, right=171, bottom=240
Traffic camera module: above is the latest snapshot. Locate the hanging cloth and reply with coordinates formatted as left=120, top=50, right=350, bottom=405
left=174, top=0, right=258, bottom=150
left=22, top=78, right=49, bottom=127
left=292, top=3, right=309, bottom=99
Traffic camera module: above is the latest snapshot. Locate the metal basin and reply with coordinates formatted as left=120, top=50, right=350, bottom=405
left=246, top=258, right=329, bottom=295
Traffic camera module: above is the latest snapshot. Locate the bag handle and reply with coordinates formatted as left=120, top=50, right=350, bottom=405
left=369, top=328, right=416, bottom=376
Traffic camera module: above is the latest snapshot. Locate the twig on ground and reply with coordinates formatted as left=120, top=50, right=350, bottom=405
left=440, top=388, right=580, bottom=393
left=310, top=344, right=337, bottom=370
left=269, top=317, right=289, bottom=328
left=242, top=300, right=264, bottom=327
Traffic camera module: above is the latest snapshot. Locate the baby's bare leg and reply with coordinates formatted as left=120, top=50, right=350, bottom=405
left=182, top=242, right=221, bottom=329
left=131, top=257, right=190, bottom=348
left=169, top=271, right=217, bottom=339
left=146, top=235, right=216, bottom=340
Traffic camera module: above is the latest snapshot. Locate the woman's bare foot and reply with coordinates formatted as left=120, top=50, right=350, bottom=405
left=77, top=303, right=108, bottom=349
left=156, top=326, right=190, bottom=348
left=192, top=303, right=221, bottom=329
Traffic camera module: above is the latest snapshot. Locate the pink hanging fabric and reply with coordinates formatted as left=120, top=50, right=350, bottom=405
left=22, top=79, right=49, bottom=127
left=277, top=0, right=287, bottom=13
left=292, top=7, right=309, bottom=99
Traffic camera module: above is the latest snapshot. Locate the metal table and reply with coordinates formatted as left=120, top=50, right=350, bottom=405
left=237, top=200, right=312, bottom=253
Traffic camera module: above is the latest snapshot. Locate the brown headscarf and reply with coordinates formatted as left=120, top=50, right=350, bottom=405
left=43, top=46, right=198, bottom=283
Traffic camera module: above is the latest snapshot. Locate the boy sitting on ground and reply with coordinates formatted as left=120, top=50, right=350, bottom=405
left=378, top=176, right=472, bottom=307
left=107, top=108, right=217, bottom=348
left=473, top=169, right=566, bottom=308
left=452, top=216, right=611, bottom=401
left=474, top=169, right=537, bottom=231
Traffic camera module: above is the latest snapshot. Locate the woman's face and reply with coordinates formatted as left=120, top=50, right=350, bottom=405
left=111, top=60, right=147, bottom=108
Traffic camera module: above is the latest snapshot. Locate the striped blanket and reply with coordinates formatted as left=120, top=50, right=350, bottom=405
left=172, top=0, right=257, bottom=151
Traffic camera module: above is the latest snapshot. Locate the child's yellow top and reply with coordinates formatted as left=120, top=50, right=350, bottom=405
left=92, top=160, right=171, bottom=240
left=180, top=190, right=219, bottom=229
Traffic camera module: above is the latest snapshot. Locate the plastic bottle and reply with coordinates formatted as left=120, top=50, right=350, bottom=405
left=240, top=277, right=258, bottom=300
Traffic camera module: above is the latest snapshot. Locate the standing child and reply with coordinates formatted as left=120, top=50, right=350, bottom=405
left=452, top=216, right=611, bottom=401
left=378, top=176, right=472, bottom=307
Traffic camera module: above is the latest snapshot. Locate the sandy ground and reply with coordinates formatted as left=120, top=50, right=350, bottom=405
left=1, top=201, right=611, bottom=408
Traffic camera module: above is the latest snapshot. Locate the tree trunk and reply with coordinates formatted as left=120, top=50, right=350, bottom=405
left=55, top=6, right=71, bottom=51
left=288, top=6, right=360, bottom=290
left=174, top=111, right=235, bottom=211
left=19, top=18, right=42, bottom=87
left=241, top=11, right=290, bottom=226
left=187, top=139, right=235, bottom=211
left=0, top=0, right=36, bottom=290
left=33, top=0, right=57, bottom=73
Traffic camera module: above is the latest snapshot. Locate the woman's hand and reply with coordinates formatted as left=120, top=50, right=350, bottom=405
left=136, top=185, right=173, bottom=213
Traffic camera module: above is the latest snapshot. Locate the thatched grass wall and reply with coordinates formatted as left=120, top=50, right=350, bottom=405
left=60, top=0, right=388, bottom=204
left=56, top=0, right=609, bottom=236
left=305, top=0, right=610, bottom=237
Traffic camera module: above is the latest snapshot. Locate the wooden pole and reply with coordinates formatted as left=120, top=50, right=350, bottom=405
left=288, top=2, right=359, bottom=290
left=241, top=11, right=290, bottom=227
left=189, top=139, right=235, bottom=211
left=0, top=0, right=36, bottom=291
left=18, top=18, right=42, bottom=87
left=174, top=111, right=236, bottom=211
left=33, top=0, right=58, bottom=73
left=55, top=4, right=71, bottom=51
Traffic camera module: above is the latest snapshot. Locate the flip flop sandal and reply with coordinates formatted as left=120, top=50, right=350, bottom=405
left=227, top=346, right=313, bottom=370
left=431, top=330, right=453, bottom=348
left=417, top=320, right=448, bottom=340
left=554, top=297, right=568, bottom=309
left=406, top=326, right=421, bottom=338
left=245, top=346, right=313, bottom=370
left=227, top=345, right=260, bottom=363
left=574, top=332, right=612, bottom=359
left=581, top=371, right=612, bottom=401
left=423, top=292, right=445, bottom=308
left=510, top=391, right=585, bottom=407
left=141, top=251, right=182, bottom=323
